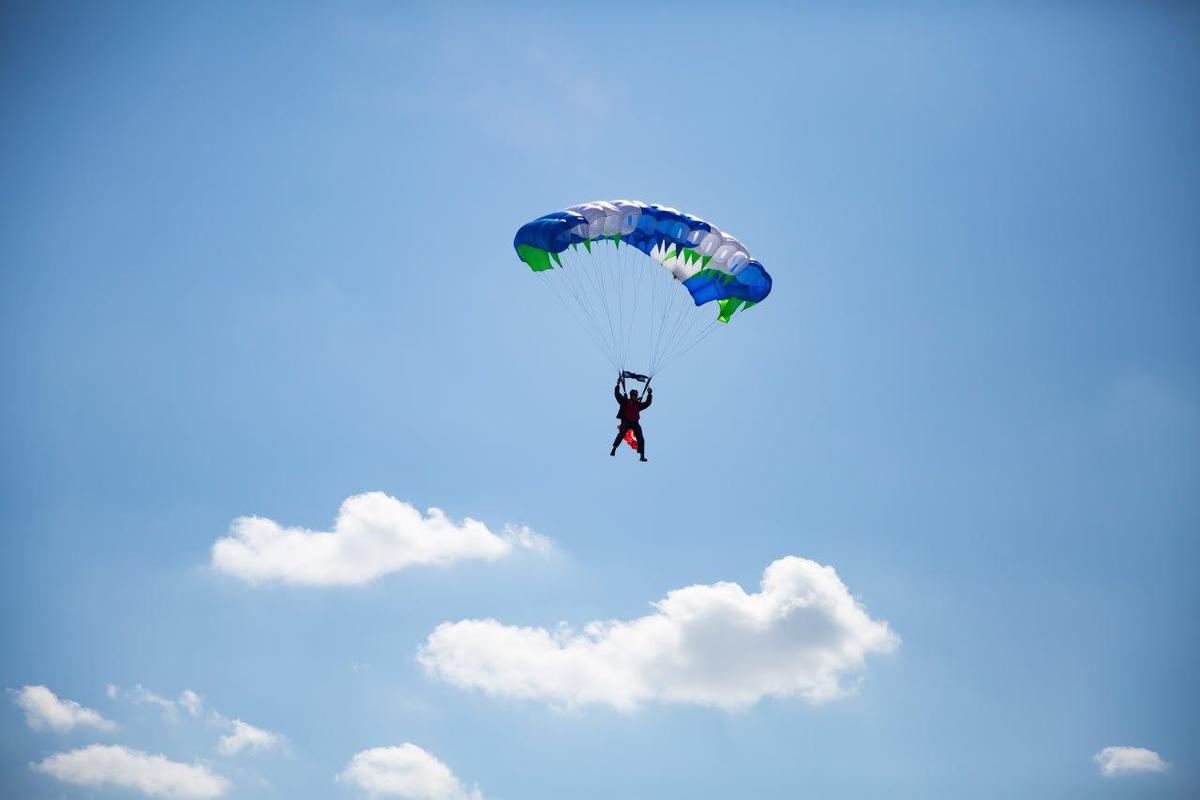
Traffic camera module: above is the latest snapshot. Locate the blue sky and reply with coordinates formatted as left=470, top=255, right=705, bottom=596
left=2, top=2, right=1197, bottom=798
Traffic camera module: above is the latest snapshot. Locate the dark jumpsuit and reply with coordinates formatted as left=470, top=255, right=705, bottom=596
left=612, top=384, right=652, bottom=456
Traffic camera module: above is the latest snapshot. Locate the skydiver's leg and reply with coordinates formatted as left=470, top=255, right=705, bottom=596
left=611, top=423, right=629, bottom=456
left=632, top=422, right=646, bottom=461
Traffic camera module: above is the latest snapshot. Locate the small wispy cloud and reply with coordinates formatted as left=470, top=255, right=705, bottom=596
left=179, top=690, right=203, bottom=717
left=211, top=492, right=550, bottom=586
left=215, top=718, right=287, bottom=757
left=111, top=685, right=202, bottom=722
left=10, top=685, right=116, bottom=733
left=1094, top=746, right=1167, bottom=777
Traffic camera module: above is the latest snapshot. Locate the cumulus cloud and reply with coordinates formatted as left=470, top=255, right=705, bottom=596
left=211, top=492, right=550, bottom=586
left=11, top=685, right=115, bottom=733
left=339, top=744, right=482, bottom=800
left=32, top=744, right=229, bottom=798
left=418, top=556, right=898, bottom=711
left=1094, top=746, right=1167, bottom=777
left=216, top=719, right=286, bottom=756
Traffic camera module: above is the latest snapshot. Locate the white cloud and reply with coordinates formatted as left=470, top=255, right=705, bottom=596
left=217, top=719, right=286, bottom=756
left=1094, top=746, right=1167, bottom=777
left=11, top=685, right=115, bottom=733
left=109, top=684, right=285, bottom=760
left=339, top=744, right=481, bottom=800
left=32, top=744, right=229, bottom=798
left=179, top=690, right=203, bottom=717
left=115, top=685, right=191, bottom=721
left=109, top=685, right=204, bottom=723
left=502, top=523, right=553, bottom=555
left=418, top=557, right=898, bottom=711
left=211, top=492, right=549, bottom=586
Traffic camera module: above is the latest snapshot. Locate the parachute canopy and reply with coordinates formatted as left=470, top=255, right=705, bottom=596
left=513, top=200, right=771, bottom=374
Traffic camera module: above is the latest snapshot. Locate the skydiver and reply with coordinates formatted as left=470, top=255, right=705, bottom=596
left=611, top=374, right=652, bottom=461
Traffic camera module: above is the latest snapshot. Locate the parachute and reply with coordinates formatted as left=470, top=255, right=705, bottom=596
left=513, top=200, right=772, bottom=376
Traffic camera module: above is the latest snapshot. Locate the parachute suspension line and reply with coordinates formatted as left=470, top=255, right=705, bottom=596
left=659, top=307, right=718, bottom=370
left=655, top=282, right=698, bottom=374
left=652, top=290, right=685, bottom=373
left=628, top=242, right=648, bottom=367
left=594, top=241, right=621, bottom=362
left=562, top=259, right=621, bottom=370
left=613, top=239, right=627, bottom=369
left=568, top=248, right=601, bottom=338
left=554, top=250, right=618, bottom=367
left=583, top=241, right=620, bottom=363
left=643, top=263, right=662, bottom=374
left=611, top=239, right=628, bottom=370
left=621, top=243, right=644, bottom=369
left=614, top=240, right=628, bottom=367
left=536, top=271, right=619, bottom=371
left=654, top=266, right=683, bottom=372
left=567, top=245, right=618, bottom=367
left=643, top=255, right=659, bottom=370
left=677, top=310, right=717, bottom=359
left=566, top=246, right=625, bottom=371
left=647, top=261, right=665, bottom=373
left=657, top=317, right=719, bottom=375
left=535, top=236, right=727, bottom=377
left=649, top=268, right=684, bottom=375
left=560, top=248, right=596, bottom=325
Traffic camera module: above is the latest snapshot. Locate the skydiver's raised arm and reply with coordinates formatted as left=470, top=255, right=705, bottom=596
left=614, top=379, right=625, bottom=402
left=640, top=387, right=653, bottom=409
